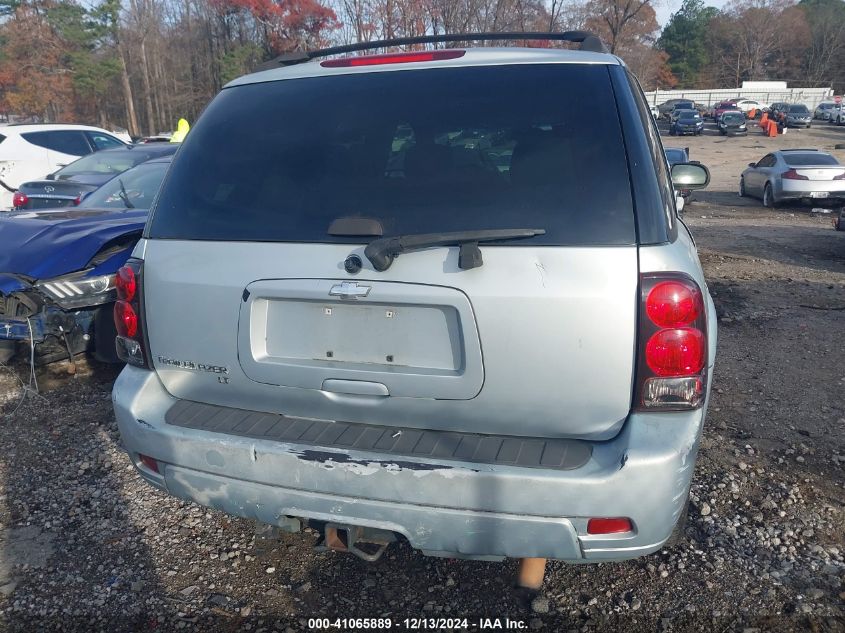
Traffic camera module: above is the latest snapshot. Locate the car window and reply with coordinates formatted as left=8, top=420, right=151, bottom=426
left=57, top=150, right=151, bottom=178
left=756, top=155, right=776, bottom=168
left=789, top=105, right=809, bottom=113
left=87, top=132, right=125, bottom=150
left=21, top=130, right=91, bottom=156
left=679, top=113, right=701, bottom=120
left=80, top=161, right=169, bottom=209
left=0, top=134, right=5, bottom=144
left=150, top=65, right=636, bottom=246
left=664, top=149, right=687, bottom=165
left=723, top=114, right=744, bottom=122
left=783, top=153, right=839, bottom=166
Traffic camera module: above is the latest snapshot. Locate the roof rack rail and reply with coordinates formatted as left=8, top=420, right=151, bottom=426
left=263, top=31, right=608, bottom=69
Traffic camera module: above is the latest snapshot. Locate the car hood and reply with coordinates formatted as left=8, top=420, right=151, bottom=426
left=0, top=207, right=148, bottom=284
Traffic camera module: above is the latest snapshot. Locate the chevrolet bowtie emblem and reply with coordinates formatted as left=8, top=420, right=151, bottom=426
left=329, top=281, right=371, bottom=300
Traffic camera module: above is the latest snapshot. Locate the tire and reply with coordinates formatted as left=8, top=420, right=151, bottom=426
left=739, top=177, right=746, bottom=197
left=670, top=128, right=676, bottom=136
left=763, top=183, right=775, bottom=208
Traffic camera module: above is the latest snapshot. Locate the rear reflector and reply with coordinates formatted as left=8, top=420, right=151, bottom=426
left=138, top=453, right=160, bottom=474
left=587, top=517, right=633, bottom=534
left=321, top=50, right=466, bottom=68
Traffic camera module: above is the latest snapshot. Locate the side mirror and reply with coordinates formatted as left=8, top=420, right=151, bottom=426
left=748, top=162, right=757, bottom=168
left=671, top=162, right=710, bottom=190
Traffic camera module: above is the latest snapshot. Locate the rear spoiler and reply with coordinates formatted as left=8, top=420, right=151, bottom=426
left=259, top=31, right=609, bottom=70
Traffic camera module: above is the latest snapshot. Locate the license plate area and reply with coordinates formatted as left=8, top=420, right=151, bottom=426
left=810, top=191, right=829, bottom=198
left=238, top=279, right=483, bottom=399
left=265, top=300, right=460, bottom=371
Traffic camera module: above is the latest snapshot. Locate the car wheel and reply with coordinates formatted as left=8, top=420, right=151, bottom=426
left=763, top=183, right=776, bottom=208
left=669, top=128, right=676, bottom=136
left=739, top=177, right=746, bottom=197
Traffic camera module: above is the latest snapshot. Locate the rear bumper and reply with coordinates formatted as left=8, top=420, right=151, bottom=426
left=113, top=366, right=710, bottom=562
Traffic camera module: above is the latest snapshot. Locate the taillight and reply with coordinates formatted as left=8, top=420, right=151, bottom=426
left=782, top=169, right=808, bottom=180
left=113, top=259, right=148, bottom=368
left=321, top=49, right=465, bottom=68
left=72, top=194, right=82, bottom=205
left=12, top=192, right=28, bottom=208
left=635, top=274, right=708, bottom=410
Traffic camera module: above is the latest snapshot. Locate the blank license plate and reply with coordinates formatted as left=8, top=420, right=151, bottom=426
left=810, top=192, right=829, bottom=198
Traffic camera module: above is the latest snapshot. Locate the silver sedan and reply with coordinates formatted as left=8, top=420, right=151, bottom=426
left=740, top=150, right=845, bottom=207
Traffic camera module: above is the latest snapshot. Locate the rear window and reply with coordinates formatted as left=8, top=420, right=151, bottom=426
left=57, top=150, right=151, bottom=178
left=664, top=149, right=687, bottom=164
left=783, top=153, right=839, bottom=166
left=81, top=161, right=170, bottom=209
left=148, top=65, right=636, bottom=246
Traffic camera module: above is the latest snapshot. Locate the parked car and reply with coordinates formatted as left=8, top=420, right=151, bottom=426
left=813, top=102, right=837, bottom=120
left=768, top=102, right=790, bottom=122
left=735, top=99, right=764, bottom=114
left=657, top=98, right=693, bottom=119
left=667, top=101, right=696, bottom=120
left=713, top=102, right=741, bottom=123
left=739, top=149, right=845, bottom=207
left=670, top=110, right=704, bottom=136
left=13, top=144, right=178, bottom=210
left=0, top=124, right=127, bottom=210
left=664, top=147, right=690, bottom=166
left=783, top=104, right=812, bottom=128
left=829, top=104, right=845, bottom=125
left=650, top=105, right=659, bottom=119
left=718, top=111, right=748, bottom=136
left=0, top=156, right=171, bottom=366
left=111, top=37, right=715, bottom=569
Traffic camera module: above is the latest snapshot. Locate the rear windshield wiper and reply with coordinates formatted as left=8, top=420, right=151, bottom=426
left=117, top=179, right=134, bottom=209
left=364, top=228, right=545, bottom=272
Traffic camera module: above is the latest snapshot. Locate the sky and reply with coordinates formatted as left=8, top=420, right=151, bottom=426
left=654, top=0, right=730, bottom=28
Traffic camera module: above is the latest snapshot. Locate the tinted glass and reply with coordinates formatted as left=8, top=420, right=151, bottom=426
left=87, top=132, right=125, bottom=150
left=22, top=130, right=91, bottom=155
left=149, top=65, right=636, bottom=246
left=57, top=149, right=152, bottom=178
left=678, top=113, right=700, bottom=121
left=722, top=113, right=744, bottom=122
left=783, top=153, right=839, bottom=166
left=81, top=161, right=169, bottom=209
left=664, top=149, right=687, bottom=164
left=788, top=105, right=809, bottom=113
left=0, top=134, right=5, bottom=144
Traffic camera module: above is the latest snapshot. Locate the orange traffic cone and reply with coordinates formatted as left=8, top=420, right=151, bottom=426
left=749, top=108, right=757, bottom=119
left=768, top=121, right=778, bottom=137
left=760, top=112, right=769, bottom=128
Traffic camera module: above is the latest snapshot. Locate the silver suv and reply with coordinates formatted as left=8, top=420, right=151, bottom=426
left=112, top=33, right=715, bottom=569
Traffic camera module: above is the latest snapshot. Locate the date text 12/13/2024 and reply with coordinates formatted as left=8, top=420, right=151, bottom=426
left=307, top=617, right=529, bottom=630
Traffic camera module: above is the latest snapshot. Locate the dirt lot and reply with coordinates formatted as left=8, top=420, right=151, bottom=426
left=0, top=118, right=843, bottom=632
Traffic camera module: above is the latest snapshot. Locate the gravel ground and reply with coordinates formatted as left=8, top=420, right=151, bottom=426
left=0, top=119, right=843, bottom=633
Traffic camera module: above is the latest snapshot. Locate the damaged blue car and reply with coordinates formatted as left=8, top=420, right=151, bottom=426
left=0, top=156, right=171, bottom=365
